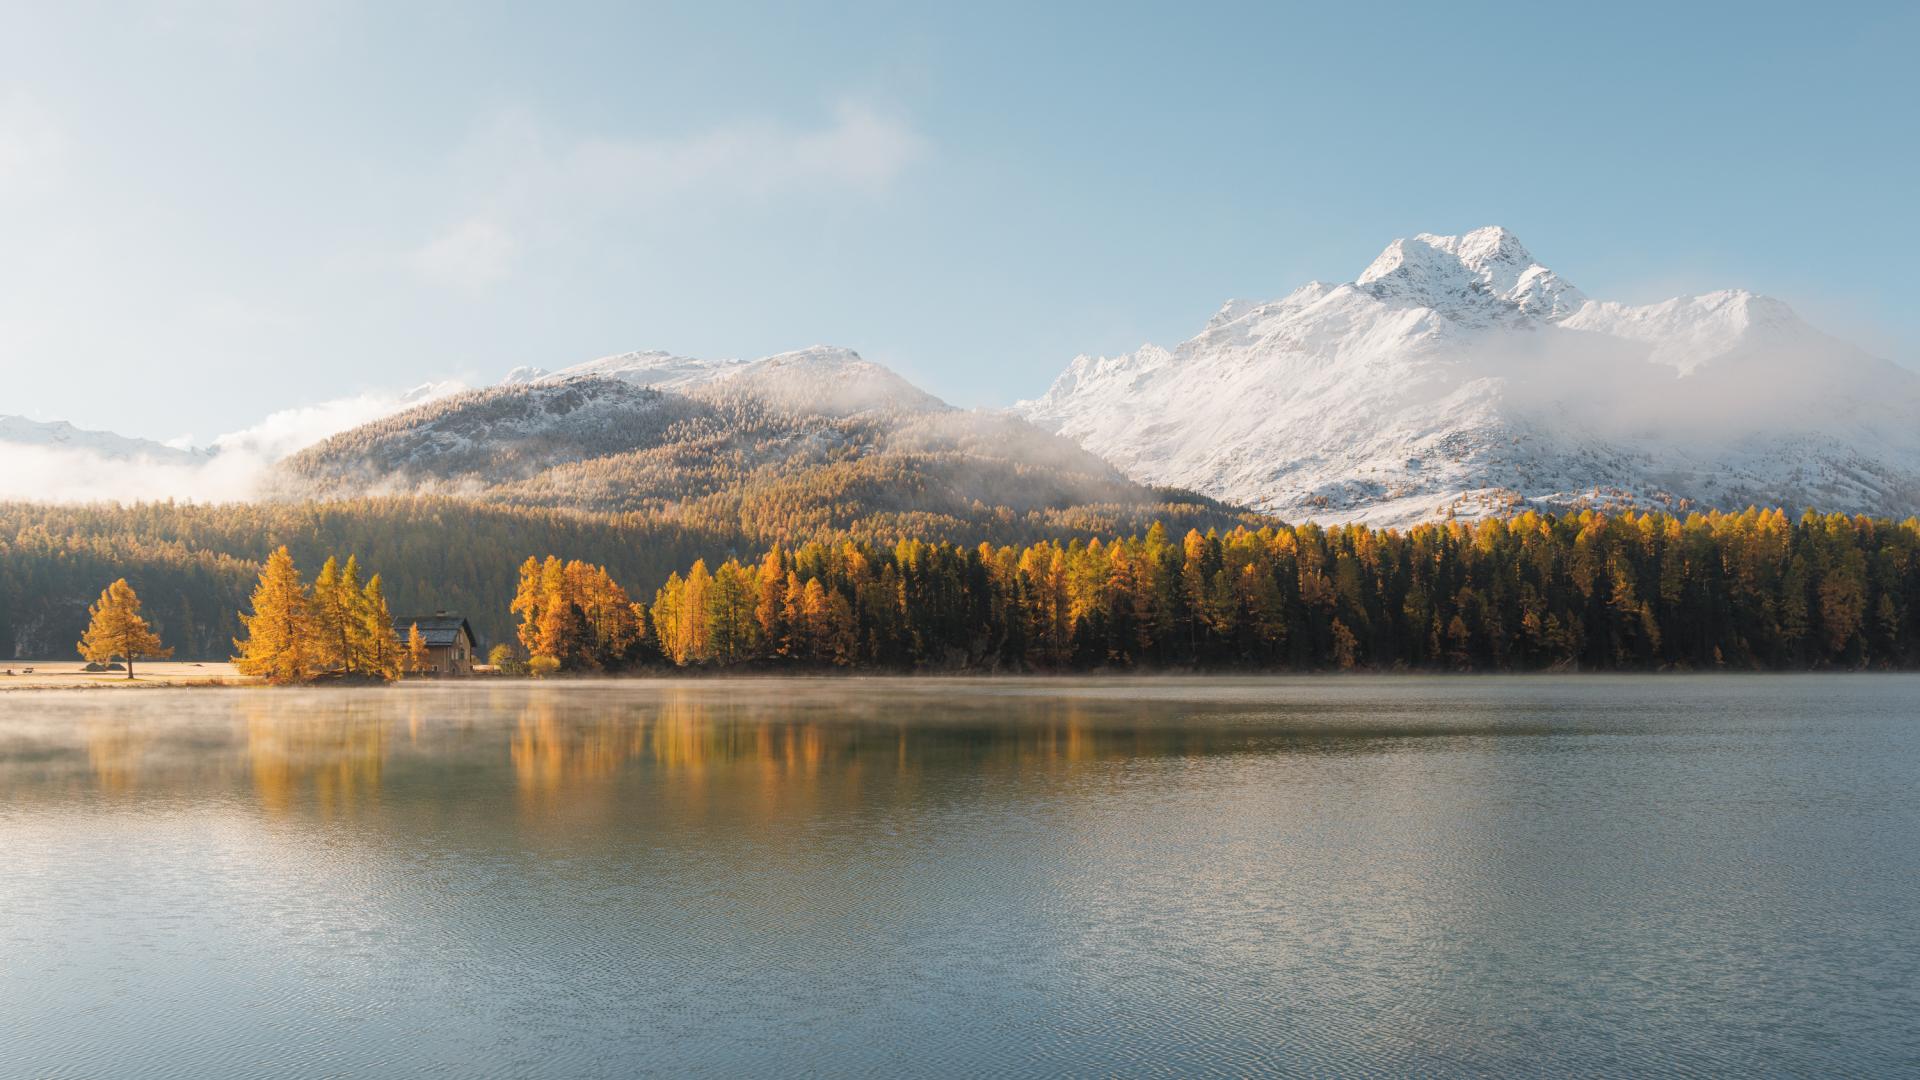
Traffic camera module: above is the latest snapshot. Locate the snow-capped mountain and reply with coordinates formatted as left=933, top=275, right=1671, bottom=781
left=0, top=415, right=205, bottom=462
left=1018, top=226, right=1920, bottom=524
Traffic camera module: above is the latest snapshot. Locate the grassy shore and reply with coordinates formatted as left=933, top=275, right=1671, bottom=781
left=0, top=661, right=259, bottom=690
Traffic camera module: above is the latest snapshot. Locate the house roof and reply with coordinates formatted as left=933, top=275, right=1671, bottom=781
left=393, top=615, right=476, bottom=649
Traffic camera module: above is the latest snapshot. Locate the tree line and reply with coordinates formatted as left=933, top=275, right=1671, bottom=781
left=24, top=503, right=1920, bottom=675
left=513, top=509, right=1920, bottom=673
left=0, top=495, right=1244, bottom=660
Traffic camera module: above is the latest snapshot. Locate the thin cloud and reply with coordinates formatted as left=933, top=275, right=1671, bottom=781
left=408, top=218, right=516, bottom=291
left=0, top=93, right=65, bottom=200
left=406, top=100, right=929, bottom=288
left=559, top=100, right=930, bottom=201
left=136, top=0, right=341, bottom=49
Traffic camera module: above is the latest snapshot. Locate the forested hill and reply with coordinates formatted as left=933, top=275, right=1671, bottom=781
left=0, top=494, right=1250, bottom=661
left=274, top=372, right=1225, bottom=540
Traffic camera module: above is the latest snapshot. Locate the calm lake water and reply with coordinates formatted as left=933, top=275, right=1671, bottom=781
left=2, top=676, right=1917, bottom=1078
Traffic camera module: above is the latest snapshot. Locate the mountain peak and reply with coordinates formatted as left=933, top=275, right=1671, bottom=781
left=723, top=346, right=946, bottom=416
left=1204, top=299, right=1263, bottom=329
left=516, top=350, right=749, bottom=392
left=756, top=344, right=867, bottom=368
left=1431, top=224, right=1534, bottom=270
left=1357, top=226, right=1585, bottom=321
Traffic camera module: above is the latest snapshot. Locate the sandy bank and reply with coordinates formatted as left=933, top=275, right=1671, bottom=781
left=0, top=661, right=259, bottom=690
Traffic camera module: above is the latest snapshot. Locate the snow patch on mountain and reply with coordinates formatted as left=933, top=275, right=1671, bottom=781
left=279, top=377, right=700, bottom=492
left=1558, top=290, right=1812, bottom=375
left=514, top=350, right=749, bottom=391
left=510, top=344, right=945, bottom=417
left=714, top=346, right=946, bottom=416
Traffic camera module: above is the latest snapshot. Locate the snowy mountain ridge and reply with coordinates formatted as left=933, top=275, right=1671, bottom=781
left=503, top=344, right=944, bottom=418
left=0, top=415, right=205, bottom=463
left=1018, top=226, right=1920, bottom=524
left=9, top=225, right=1917, bottom=523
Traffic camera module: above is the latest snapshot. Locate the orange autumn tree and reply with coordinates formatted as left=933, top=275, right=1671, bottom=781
left=510, top=555, right=647, bottom=672
left=649, top=559, right=847, bottom=667
left=404, top=622, right=430, bottom=673
left=360, top=574, right=402, bottom=680
left=233, top=547, right=402, bottom=684
left=233, top=547, right=312, bottom=684
left=77, top=578, right=172, bottom=679
left=310, top=556, right=395, bottom=677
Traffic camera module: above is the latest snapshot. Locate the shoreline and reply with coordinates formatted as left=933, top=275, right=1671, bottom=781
left=2, top=665, right=1908, bottom=693
left=0, top=661, right=259, bottom=691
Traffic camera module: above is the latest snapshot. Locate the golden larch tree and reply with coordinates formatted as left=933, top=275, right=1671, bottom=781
left=405, top=622, right=431, bottom=674
left=77, top=578, right=172, bottom=679
left=337, top=555, right=374, bottom=674
left=233, top=547, right=312, bottom=685
left=360, top=573, right=401, bottom=681
left=309, top=556, right=351, bottom=674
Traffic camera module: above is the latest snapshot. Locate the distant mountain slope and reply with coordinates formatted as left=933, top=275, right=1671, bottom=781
left=281, top=349, right=1243, bottom=542
left=280, top=378, right=704, bottom=488
left=0, top=415, right=202, bottom=462
left=1018, top=226, right=1920, bottom=524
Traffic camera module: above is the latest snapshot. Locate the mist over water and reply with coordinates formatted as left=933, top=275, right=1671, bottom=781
left=3, top=677, right=1917, bottom=1077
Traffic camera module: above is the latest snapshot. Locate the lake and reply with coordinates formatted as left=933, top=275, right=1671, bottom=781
left=2, top=676, right=1917, bottom=1077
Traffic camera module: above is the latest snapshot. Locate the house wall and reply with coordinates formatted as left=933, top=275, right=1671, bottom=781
left=425, top=639, right=475, bottom=675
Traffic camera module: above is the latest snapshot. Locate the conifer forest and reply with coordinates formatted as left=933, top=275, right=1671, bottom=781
left=7, top=496, right=1917, bottom=673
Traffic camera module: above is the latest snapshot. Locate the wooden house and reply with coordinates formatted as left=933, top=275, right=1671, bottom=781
left=393, top=613, right=478, bottom=675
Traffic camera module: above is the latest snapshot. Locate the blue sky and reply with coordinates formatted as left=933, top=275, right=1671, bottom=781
left=1, top=0, right=1915, bottom=441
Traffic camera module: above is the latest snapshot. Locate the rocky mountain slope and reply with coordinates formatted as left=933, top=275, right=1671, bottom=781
left=1018, top=226, right=1920, bottom=524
